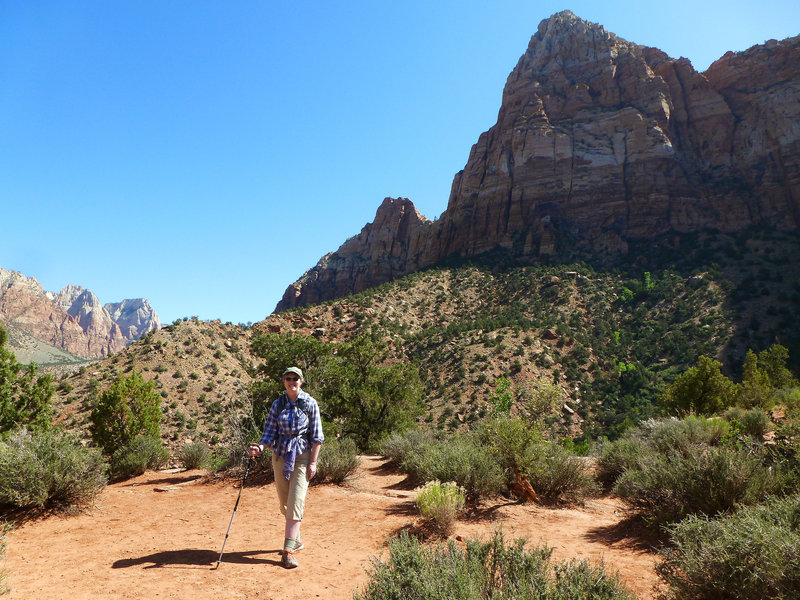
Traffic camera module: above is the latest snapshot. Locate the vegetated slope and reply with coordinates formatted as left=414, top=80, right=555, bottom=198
left=51, top=319, right=258, bottom=451
left=2, top=320, right=94, bottom=372
left=52, top=228, right=800, bottom=448
left=257, top=227, right=800, bottom=441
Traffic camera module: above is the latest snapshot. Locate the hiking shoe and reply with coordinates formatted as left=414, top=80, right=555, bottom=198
left=282, top=550, right=299, bottom=569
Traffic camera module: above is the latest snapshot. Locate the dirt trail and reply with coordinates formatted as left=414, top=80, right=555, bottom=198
left=3, top=456, right=663, bottom=599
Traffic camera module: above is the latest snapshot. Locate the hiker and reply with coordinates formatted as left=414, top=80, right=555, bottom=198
left=249, top=366, right=324, bottom=569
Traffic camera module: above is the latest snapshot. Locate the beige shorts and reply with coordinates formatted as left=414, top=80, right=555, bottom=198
left=272, top=449, right=310, bottom=521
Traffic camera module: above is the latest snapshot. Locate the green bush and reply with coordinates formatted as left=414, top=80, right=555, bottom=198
left=110, top=436, right=169, bottom=481
left=597, top=416, right=728, bottom=485
left=525, top=445, right=600, bottom=504
left=0, top=428, right=107, bottom=509
left=614, top=445, right=788, bottom=526
left=315, top=437, right=360, bottom=484
left=90, top=370, right=163, bottom=457
left=354, top=530, right=635, bottom=600
left=739, top=407, right=772, bottom=439
left=658, top=494, right=800, bottom=600
left=596, top=436, right=644, bottom=485
left=479, top=416, right=598, bottom=504
left=661, top=355, right=738, bottom=415
left=177, top=441, right=210, bottom=470
left=379, top=428, right=433, bottom=467
left=415, top=480, right=465, bottom=536
left=400, top=433, right=506, bottom=501
left=0, top=326, right=54, bottom=433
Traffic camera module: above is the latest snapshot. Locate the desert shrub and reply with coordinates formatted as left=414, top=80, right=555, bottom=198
left=614, top=444, right=788, bottom=526
left=597, top=416, right=728, bottom=485
left=658, top=494, right=800, bottom=600
left=90, top=370, right=162, bottom=457
left=109, top=436, right=169, bottom=481
left=520, top=376, right=563, bottom=418
left=739, top=407, right=772, bottom=439
left=354, top=530, right=635, bottom=600
left=400, top=433, right=506, bottom=501
left=379, top=428, right=433, bottom=467
left=479, top=416, right=598, bottom=504
left=177, top=441, right=210, bottom=470
left=525, top=445, right=600, bottom=504
left=0, top=326, right=54, bottom=433
left=0, top=428, right=107, bottom=509
left=596, top=436, right=644, bottom=485
left=315, top=437, right=360, bottom=484
left=415, top=480, right=465, bottom=536
left=661, top=355, right=738, bottom=415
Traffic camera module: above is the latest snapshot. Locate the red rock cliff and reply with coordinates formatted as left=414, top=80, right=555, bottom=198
left=276, top=11, right=800, bottom=311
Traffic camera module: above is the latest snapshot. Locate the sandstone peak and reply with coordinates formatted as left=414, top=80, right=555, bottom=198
left=1, top=267, right=161, bottom=359
left=276, top=15, right=800, bottom=311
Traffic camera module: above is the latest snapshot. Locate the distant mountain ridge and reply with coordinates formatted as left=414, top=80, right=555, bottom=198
left=277, top=11, right=800, bottom=311
left=0, top=267, right=160, bottom=360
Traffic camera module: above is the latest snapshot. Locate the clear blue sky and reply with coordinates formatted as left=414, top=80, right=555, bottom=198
left=2, top=1, right=798, bottom=325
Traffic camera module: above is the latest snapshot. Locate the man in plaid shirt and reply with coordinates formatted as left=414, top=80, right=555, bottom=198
left=249, top=367, right=324, bottom=568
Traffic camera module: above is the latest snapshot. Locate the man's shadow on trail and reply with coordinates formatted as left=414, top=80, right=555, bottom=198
left=112, top=548, right=283, bottom=570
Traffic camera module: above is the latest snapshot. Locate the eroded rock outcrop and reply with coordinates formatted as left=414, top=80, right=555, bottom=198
left=277, top=11, right=800, bottom=311
left=0, top=268, right=160, bottom=359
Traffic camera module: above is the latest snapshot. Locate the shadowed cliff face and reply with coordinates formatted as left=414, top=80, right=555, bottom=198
left=276, top=11, right=800, bottom=312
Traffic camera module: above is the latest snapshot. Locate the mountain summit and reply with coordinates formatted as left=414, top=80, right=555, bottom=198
left=277, top=11, right=800, bottom=311
left=0, top=268, right=160, bottom=359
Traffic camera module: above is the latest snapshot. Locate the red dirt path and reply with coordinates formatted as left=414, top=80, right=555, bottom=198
left=3, top=456, right=664, bottom=599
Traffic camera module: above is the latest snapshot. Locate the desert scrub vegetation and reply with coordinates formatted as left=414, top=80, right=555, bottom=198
left=384, top=420, right=597, bottom=505
left=249, top=332, right=423, bottom=451
left=177, top=440, right=211, bottom=470
left=598, top=416, right=795, bottom=526
left=315, top=437, right=360, bottom=484
left=658, top=494, right=800, bottom=600
left=477, top=416, right=599, bottom=504
left=354, top=530, right=635, bottom=600
left=0, top=325, right=54, bottom=433
left=415, top=480, right=466, bottom=536
left=90, top=370, right=163, bottom=457
left=109, top=435, right=169, bottom=481
left=0, top=428, right=107, bottom=509
left=393, top=430, right=506, bottom=501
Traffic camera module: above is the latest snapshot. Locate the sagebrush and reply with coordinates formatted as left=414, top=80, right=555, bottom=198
left=0, top=428, right=107, bottom=509
left=658, top=494, right=800, bottom=600
left=354, top=530, right=635, bottom=600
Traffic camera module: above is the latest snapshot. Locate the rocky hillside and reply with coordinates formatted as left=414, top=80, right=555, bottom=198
left=52, top=318, right=255, bottom=448
left=278, top=11, right=800, bottom=311
left=51, top=226, right=800, bottom=450
left=0, top=267, right=160, bottom=360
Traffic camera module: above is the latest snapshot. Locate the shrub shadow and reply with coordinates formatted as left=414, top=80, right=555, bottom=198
left=583, top=513, right=665, bottom=552
left=122, top=474, right=204, bottom=488
left=461, top=500, right=519, bottom=523
left=364, top=459, right=418, bottom=491
left=112, top=548, right=282, bottom=570
left=383, top=499, right=418, bottom=518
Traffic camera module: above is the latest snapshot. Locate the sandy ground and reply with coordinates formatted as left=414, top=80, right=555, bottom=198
left=3, top=456, right=664, bottom=599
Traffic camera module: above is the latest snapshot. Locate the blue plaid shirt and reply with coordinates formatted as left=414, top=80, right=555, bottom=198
left=259, top=390, right=324, bottom=479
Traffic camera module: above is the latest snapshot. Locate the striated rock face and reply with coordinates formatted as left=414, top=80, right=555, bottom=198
left=0, top=268, right=160, bottom=359
left=104, top=299, right=161, bottom=339
left=278, top=198, right=434, bottom=308
left=277, top=11, right=800, bottom=311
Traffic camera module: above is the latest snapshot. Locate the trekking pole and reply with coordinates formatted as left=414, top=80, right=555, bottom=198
left=213, top=456, right=254, bottom=569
